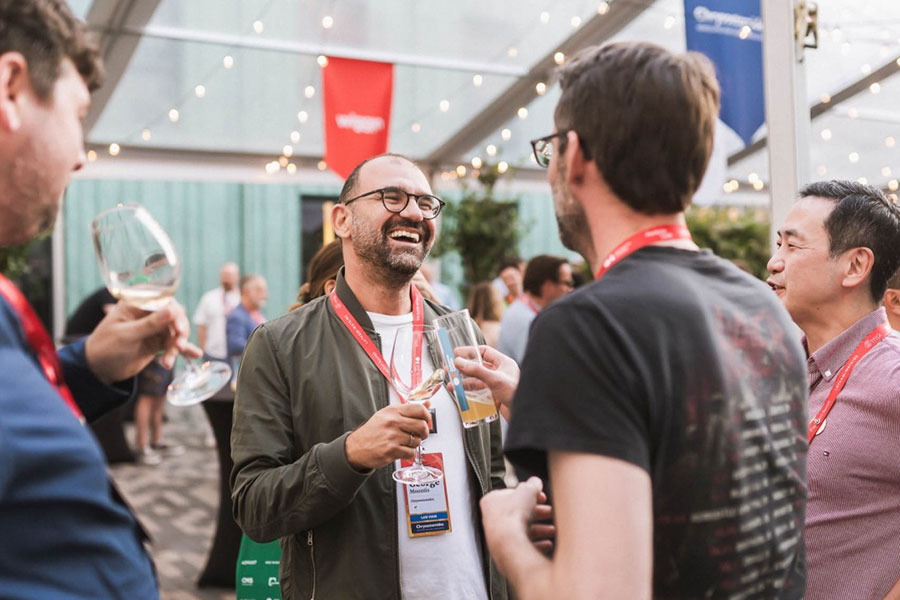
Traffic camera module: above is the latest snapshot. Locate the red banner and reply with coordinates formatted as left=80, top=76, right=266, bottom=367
left=322, top=57, right=393, bottom=179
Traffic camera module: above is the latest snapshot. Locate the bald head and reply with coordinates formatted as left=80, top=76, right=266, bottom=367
left=221, top=263, right=239, bottom=291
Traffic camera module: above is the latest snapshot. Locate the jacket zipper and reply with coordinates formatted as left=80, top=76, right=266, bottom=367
left=307, top=530, right=316, bottom=600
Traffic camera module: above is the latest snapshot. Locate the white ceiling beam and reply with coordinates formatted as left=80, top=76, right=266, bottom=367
left=423, top=0, right=653, bottom=167
left=112, top=24, right=528, bottom=77
left=84, top=0, right=164, bottom=134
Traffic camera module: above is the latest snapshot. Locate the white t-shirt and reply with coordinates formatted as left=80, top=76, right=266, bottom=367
left=368, top=311, right=489, bottom=600
left=192, top=287, right=240, bottom=359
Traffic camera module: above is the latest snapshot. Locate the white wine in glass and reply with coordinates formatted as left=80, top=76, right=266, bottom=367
left=390, top=324, right=445, bottom=485
left=91, top=204, right=232, bottom=406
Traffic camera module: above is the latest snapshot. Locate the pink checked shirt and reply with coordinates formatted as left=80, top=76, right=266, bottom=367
left=803, top=307, right=900, bottom=599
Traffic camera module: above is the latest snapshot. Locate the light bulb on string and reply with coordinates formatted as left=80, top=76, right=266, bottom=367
left=168, top=108, right=180, bottom=122
left=87, top=150, right=98, bottom=162
left=816, top=165, right=828, bottom=176
left=886, top=136, right=896, bottom=148
left=820, top=129, right=832, bottom=141
left=304, top=86, right=316, bottom=98
left=411, top=122, right=421, bottom=133
left=882, top=166, right=892, bottom=177
left=283, top=145, right=293, bottom=157
left=195, top=85, right=206, bottom=98
left=253, top=20, right=264, bottom=34
left=889, top=179, right=899, bottom=191
left=298, top=110, right=309, bottom=124
left=870, top=82, right=881, bottom=94
left=571, top=16, right=582, bottom=28
left=857, top=177, right=868, bottom=185
left=440, top=100, right=450, bottom=112
left=108, top=143, right=120, bottom=156
left=664, top=15, right=676, bottom=30
left=486, top=144, right=497, bottom=157
left=223, top=55, right=234, bottom=69
left=535, top=82, right=547, bottom=95
left=501, top=128, right=512, bottom=141
left=290, top=131, right=300, bottom=143
left=471, top=156, right=483, bottom=169
left=554, top=52, right=566, bottom=65
left=598, top=2, right=610, bottom=15
left=456, top=165, right=467, bottom=177
left=739, top=25, right=751, bottom=39
left=498, top=161, right=509, bottom=174
left=848, top=152, right=860, bottom=163
left=540, top=11, right=550, bottom=24
left=517, top=107, right=528, bottom=119
left=287, top=163, right=297, bottom=174
left=473, top=74, right=483, bottom=87
left=508, top=46, right=518, bottom=58
left=317, top=55, right=329, bottom=67
left=322, top=15, right=334, bottom=29
left=141, top=129, right=151, bottom=141
left=278, top=156, right=289, bottom=167
left=317, top=160, right=328, bottom=171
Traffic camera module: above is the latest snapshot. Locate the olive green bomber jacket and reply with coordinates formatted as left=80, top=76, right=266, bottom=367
left=230, top=271, right=508, bottom=600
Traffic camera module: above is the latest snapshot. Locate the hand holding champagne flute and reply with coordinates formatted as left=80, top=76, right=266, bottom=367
left=91, top=204, right=232, bottom=405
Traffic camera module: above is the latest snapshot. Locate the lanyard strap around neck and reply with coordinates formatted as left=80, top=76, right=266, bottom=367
left=807, top=322, right=891, bottom=444
left=0, top=273, right=84, bottom=423
left=594, top=224, right=693, bottom=280
left=520, top=294, right=541, bottom=315
left=329, top=285, right=424, bottom=402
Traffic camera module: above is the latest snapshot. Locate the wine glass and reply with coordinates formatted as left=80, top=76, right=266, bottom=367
left=390, top=324, right=446, bottom=485
left=91, top=204, right=232, bottom=406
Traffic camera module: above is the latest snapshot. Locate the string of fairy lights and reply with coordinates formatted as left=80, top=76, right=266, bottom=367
left=88, top=0, right=900, bottom=201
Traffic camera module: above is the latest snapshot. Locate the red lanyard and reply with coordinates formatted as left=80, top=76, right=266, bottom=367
left=330, top=285, right=424, bottom=402
left=519, top=294, right=541, bottom=315
left=807, top=322, right=891, bottom=444
left=594, top=224, right=693, bottom=280
left=0, top=273, right=84, bottom=422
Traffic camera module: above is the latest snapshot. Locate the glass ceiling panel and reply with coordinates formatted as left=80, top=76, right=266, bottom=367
left=89, top=0, right=611, bottom=158
left=67, top=0, right=93, bottom=20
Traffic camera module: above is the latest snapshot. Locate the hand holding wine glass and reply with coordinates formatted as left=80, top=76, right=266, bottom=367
left=390, top=324, right=446, bottom=485
left=91, top=204, right=231, bottom=405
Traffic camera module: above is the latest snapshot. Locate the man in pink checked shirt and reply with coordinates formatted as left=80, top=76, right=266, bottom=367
left=767, top=180, right=900, bottom=600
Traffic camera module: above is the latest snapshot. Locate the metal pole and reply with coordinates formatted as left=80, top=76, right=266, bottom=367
left=761, top=0, right=811, bottom=248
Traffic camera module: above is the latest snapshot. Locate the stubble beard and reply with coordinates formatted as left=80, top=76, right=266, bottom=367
left=351, top=211, right=433, bottom=289
left=552, top=168, right=592, bottom=260
left=0, top=150, right=60, bottom=247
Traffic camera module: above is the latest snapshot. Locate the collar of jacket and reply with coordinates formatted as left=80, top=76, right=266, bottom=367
left=331, top=266, right=441, bottom=340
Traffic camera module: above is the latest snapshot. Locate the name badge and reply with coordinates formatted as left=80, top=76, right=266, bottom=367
left=402, top=452, right=452, bottom=537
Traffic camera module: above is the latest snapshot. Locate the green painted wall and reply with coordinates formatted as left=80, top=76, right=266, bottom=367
left=62, top=180, right=572, bottom=337
left=62, top=179, right=340, bottom=341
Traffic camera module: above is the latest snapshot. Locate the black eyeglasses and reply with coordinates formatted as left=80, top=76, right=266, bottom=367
left=530, top=129, right=591, bottom=168
left=343, top=187, right=445, bottom=220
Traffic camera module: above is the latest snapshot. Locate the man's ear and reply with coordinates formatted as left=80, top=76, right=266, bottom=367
left=332, top=202, right=351, bottom=239
left=563, top=129, right=587, bottom=187
left=883, top=288, right=900, bottom=315
left=840, top=247, right=875, bottom=292
left=0, top=52, right=30, bottom=132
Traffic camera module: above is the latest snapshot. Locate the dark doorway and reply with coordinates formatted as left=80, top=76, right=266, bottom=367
left=300, top=195, right=339, bottom=284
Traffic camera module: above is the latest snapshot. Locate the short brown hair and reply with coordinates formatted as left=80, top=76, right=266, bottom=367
left=0, top=0, right=104, bottom=98
left=554, top=42, right=720, bottom=215
left=523, top=255, right=568, bottom=296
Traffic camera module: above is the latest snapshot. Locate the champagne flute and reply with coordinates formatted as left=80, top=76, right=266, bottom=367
left=91, top=204, right=232, bottom=406
left=390, top=324, right=445, bottom=485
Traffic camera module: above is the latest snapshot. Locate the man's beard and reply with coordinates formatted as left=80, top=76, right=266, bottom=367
left=351, top=212, right=433, bottom=288
left=552, top=164, right=591, bottom=259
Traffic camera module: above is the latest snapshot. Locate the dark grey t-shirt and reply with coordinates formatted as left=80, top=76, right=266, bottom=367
left=505, top=247, right=808, bottom=599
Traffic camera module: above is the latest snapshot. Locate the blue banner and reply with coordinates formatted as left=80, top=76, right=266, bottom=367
left=684, top=0, right=764, bottom=146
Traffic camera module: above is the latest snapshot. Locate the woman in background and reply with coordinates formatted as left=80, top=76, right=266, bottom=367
left=467, top=281, right=504, bottom=348
left=291, top=239, right=344, bottom=310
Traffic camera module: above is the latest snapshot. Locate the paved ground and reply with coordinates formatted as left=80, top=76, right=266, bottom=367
left=110, top=407, right=234, bottom=600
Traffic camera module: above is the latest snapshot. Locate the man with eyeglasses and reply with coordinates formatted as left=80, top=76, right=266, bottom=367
left=463, top=43, right=808, bottom=599
left=231, top=153, right=509, bottom=599
left=497, top=254, right=573, bottom=364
